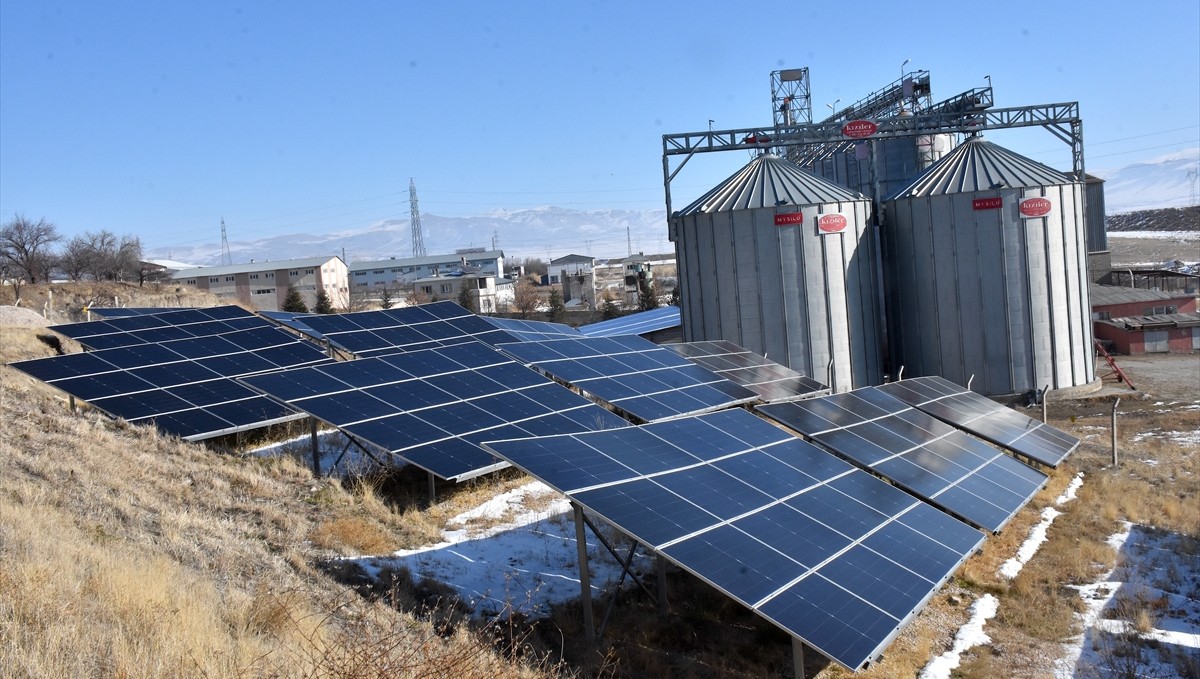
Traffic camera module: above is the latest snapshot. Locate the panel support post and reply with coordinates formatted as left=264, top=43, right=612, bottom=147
left=573, top=502, right=595, bottom=645
left=68, top=395, right=77, bottom=414
left=428, top=472, right=437, bottom=504
left=1041, top=384, right=1050, bottom=423
left=1111, top=397, right=1120, bottom=466
left=309, top=418, right=321, bottom=476
left=657, top=555, right=668, bottom=614
left=793, top=637, right=806, bottom=678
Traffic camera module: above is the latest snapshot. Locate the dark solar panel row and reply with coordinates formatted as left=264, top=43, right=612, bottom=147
left=578, top=305, right=680, bottom=337
left=51, top=305, right=264, bottom=350
left=878, top=376, right=1079, bottom=467
left=299, top=301, right=520, bottom=357
left=666, top=340, right=828, bottom=402
left=241, top=341, right=630, bottom=481
left=483, top=408, right=984, bottom=671
left=11, top=326, right=331, bottom=440
left=498, top=335, right=759, bottom=422
left=756, top=387, right=1047, bottom=533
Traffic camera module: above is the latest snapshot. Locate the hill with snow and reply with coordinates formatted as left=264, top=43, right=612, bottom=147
left=1094, top=148, right=1198, bottom=214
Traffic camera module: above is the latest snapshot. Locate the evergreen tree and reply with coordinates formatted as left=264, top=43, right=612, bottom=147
left=313, top=287, right=334, bottom=314
left=547, top=288, right=566, bottom=323
left=281, top=286, right=308, bottom=313
left=601, top=292, right=621, bottom=320
left=457, top=283, right=474, bottom=313
left=379, top=285, right=395, bottom=310
left=669, top=284, right=681, bottom=308
left=638, top=277, right=659, bottom=311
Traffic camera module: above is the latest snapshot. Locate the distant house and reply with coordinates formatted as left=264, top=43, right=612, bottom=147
left=349, top=250, right=505, bottom=291
left=552, top=254, right=595, bottom=308
left=1091, top=283, right=1199, bottom=354
left=410, top=273, right=508, bottom=314
left=171, top=256, right=348, bottom=312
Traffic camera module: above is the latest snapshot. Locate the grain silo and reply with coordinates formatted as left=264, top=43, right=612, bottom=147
left=882, top=136, right=1096, bottom=397
left=669, top=153, right=883, bottom=392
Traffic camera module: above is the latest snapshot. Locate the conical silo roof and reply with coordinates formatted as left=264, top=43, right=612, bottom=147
left=676, top=153, right=865, bottom=215
left=887, top=136, right=1074, bottom=199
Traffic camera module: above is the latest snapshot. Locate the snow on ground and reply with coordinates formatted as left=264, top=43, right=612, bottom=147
left=354, top=481, right=647, bottom=618
left=1055, top=523, right=1200, bottom=678
left=999, top=474, right=1084, bottom=579
left=1105, top=231, right=1199, bottom=241
left=919, top=594, right=999, bottom=679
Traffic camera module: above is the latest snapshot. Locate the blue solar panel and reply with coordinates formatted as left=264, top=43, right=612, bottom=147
left=89, top=307, right=198, bottom=319
left=240, top=341, right=630, bottom=481
left=259, top=310, right=325, bottom=340
left=10, top=325, right=331, bottom=441
left=50, top=306, right=266, bottom=350
left=666, top=340, right=828, bottom=402
left=483, top=408, right=982, bottom=672
left=756, top=387, right=1047, bottom=533
left=579, top=306, right=681, bottom=337
left=497, top=335, right=758, bottom=422
left=877, top=376, right=1079, bottom=468
left=480, top=316, right=582, bottom=342
left=298, top=301, right=522, bottom=357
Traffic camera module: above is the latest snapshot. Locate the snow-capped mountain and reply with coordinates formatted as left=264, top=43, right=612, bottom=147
left=1094, top=148, right=1199, bottom=214
left=147, top=207, right=670, bottom=266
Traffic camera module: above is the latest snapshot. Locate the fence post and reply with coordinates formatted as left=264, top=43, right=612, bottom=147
left=1111, top=398, right=1120, bottom=466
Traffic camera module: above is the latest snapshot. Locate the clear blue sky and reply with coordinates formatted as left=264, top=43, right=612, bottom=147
left=2, top=0, right=1197, bottom=253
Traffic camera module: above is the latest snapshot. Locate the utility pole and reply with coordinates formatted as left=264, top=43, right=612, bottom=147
left=410, top=178, right=426, bottom=258
left=220, top=217, right=232, bottom=266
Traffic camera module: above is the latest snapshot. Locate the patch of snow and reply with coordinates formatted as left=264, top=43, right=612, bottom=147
left=1000, top=507, right=1062, bottom=579
left=1056, top=473, right=1085, bottom=505
left=918, top=594, right=999, bottom=679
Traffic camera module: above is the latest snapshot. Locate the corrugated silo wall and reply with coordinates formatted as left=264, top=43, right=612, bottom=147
left=671, top=202, right=883, bottom=392
left=1085, top=179, right=1108, bottom=253
left=883, top=183, right=1095, bottom=396
left=805, top=138, right=922, bottom=200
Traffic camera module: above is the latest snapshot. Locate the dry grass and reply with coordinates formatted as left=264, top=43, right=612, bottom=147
left=0, top=335, right=562, bottom=678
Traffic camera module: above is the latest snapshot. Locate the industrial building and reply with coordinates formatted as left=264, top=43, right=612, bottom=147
left=664, top=67, right=1102, bottom=398
left=172, top=256, right=348, bottom=312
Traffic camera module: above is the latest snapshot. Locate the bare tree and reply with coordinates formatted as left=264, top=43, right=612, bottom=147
left=1, top=214, right=60, bottom=283
left=59, top=235, right=94, bottom=281
left=513, top=278, right=540, bottom=318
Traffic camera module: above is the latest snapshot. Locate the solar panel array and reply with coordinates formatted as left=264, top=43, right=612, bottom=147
left=259, top=310, right=325, bottom=340
left=756, top=388, right=1047, bottom=533
left=480, top=315, right=582, bottom=342
left=241, top=341, right=630, bottom=481
left=498, top=335, right=759, bottom=422
left=876, top=377, right=1080, bottom=468
left=89, top=307, right=197, bottom=318
left=51, top=306, right=265, bottom=350
left=579, top=305, right=681, bottom=337
left=666, top=340, right=828, bottom=403
left=484, top=408, right=984, bottom=671
left=299, top=301, right=520, bottom=357
left=11, top=326, right=331, bottom=441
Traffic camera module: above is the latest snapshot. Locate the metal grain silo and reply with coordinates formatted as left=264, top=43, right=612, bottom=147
left=669, top=154, right=883, bottom=392
left=883, top=137, right=1096, bottom=397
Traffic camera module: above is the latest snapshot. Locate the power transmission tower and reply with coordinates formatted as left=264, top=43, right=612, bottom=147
left=409, top=178, right=426, bottom=258
left=219, top=217, right=232, bottom=266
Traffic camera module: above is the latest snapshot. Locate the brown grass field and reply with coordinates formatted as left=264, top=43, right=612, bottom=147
left=1, top=281, right=1196, bottom=678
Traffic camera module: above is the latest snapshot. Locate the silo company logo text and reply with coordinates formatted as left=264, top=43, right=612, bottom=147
left=1019, top=197, right=1052, bottom=218
left=841, top=120, right=878, bottom=138
left=774, top=213, right=806, bottom=226
left=817, top=213, right=849, bottom=233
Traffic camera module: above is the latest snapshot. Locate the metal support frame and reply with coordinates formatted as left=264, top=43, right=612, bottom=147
left=793, top=637, right=807, bottom=678
left=662, top=102, right=1083, bottom=216
left=310, top=418, right=321, bottom=476
left=428, top=472, right=437, bottom=504
left=573, top=503, right=595, bottom=645
left=1041, top=384, right=1050, bottom=424
left=770, top=67, right=812, bottom=128
left=1111, top=398, right=1121, bottom=466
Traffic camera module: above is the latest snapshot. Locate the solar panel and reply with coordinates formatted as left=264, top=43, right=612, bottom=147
left=497, top=335, right=759, bottom=422
left=259, top=310, right=325, bottom=340
left=483, top=408, right=983, bottom=672
left=579, top=306, right=681, bottom=337
left=10, top=326, right=331, bottom=441
left=665, top=340, right=829, bottom=403
left=50, top=306, right=265, bottom=350
left=299, top=301, right=521, bottom=357
left=89, top=307, right=197, bottom=318
left=756, top=388, right=1047, bottom=533
left=877, top=376, right=1080, bottom=468
left=240, top=341, right=630, bottom=481
left=480, top=315, right=582, bottom=342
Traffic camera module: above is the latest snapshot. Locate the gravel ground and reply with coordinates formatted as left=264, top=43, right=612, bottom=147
left=1105, top=234, right=1200, bottom=266
left=0, top=305, right=53, bottom=328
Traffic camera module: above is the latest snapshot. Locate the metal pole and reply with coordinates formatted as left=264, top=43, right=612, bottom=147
left=1041, top=384, right=1050, bottom=424
left=428, top=472, right=437, bottom=505
left=573, top=503, right=595, bottom=644
left=793, top=637, right=806, bottom=678
left=657, top=555, right=668, bottom=614
left=68, top=395, right=77, bottom=414
left=898, top=365, right=904, bottom=381
left=967, top=374, right=975, bottom=391
left=826, top=357, right=835, bottom=394
left=310, top=418, right=320, bottom=476
left=1111, top=397, right=1120, bottom=466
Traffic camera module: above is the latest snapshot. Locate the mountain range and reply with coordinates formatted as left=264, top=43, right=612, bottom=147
left=147, top=151, right=1199, bottom=268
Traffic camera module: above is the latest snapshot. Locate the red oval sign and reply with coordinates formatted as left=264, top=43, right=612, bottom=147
left=1019, top=197, right=1052, bottom=217
left=842, top=120, right=878, bottom=139
left=818, top=213, right=848, bottom=233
